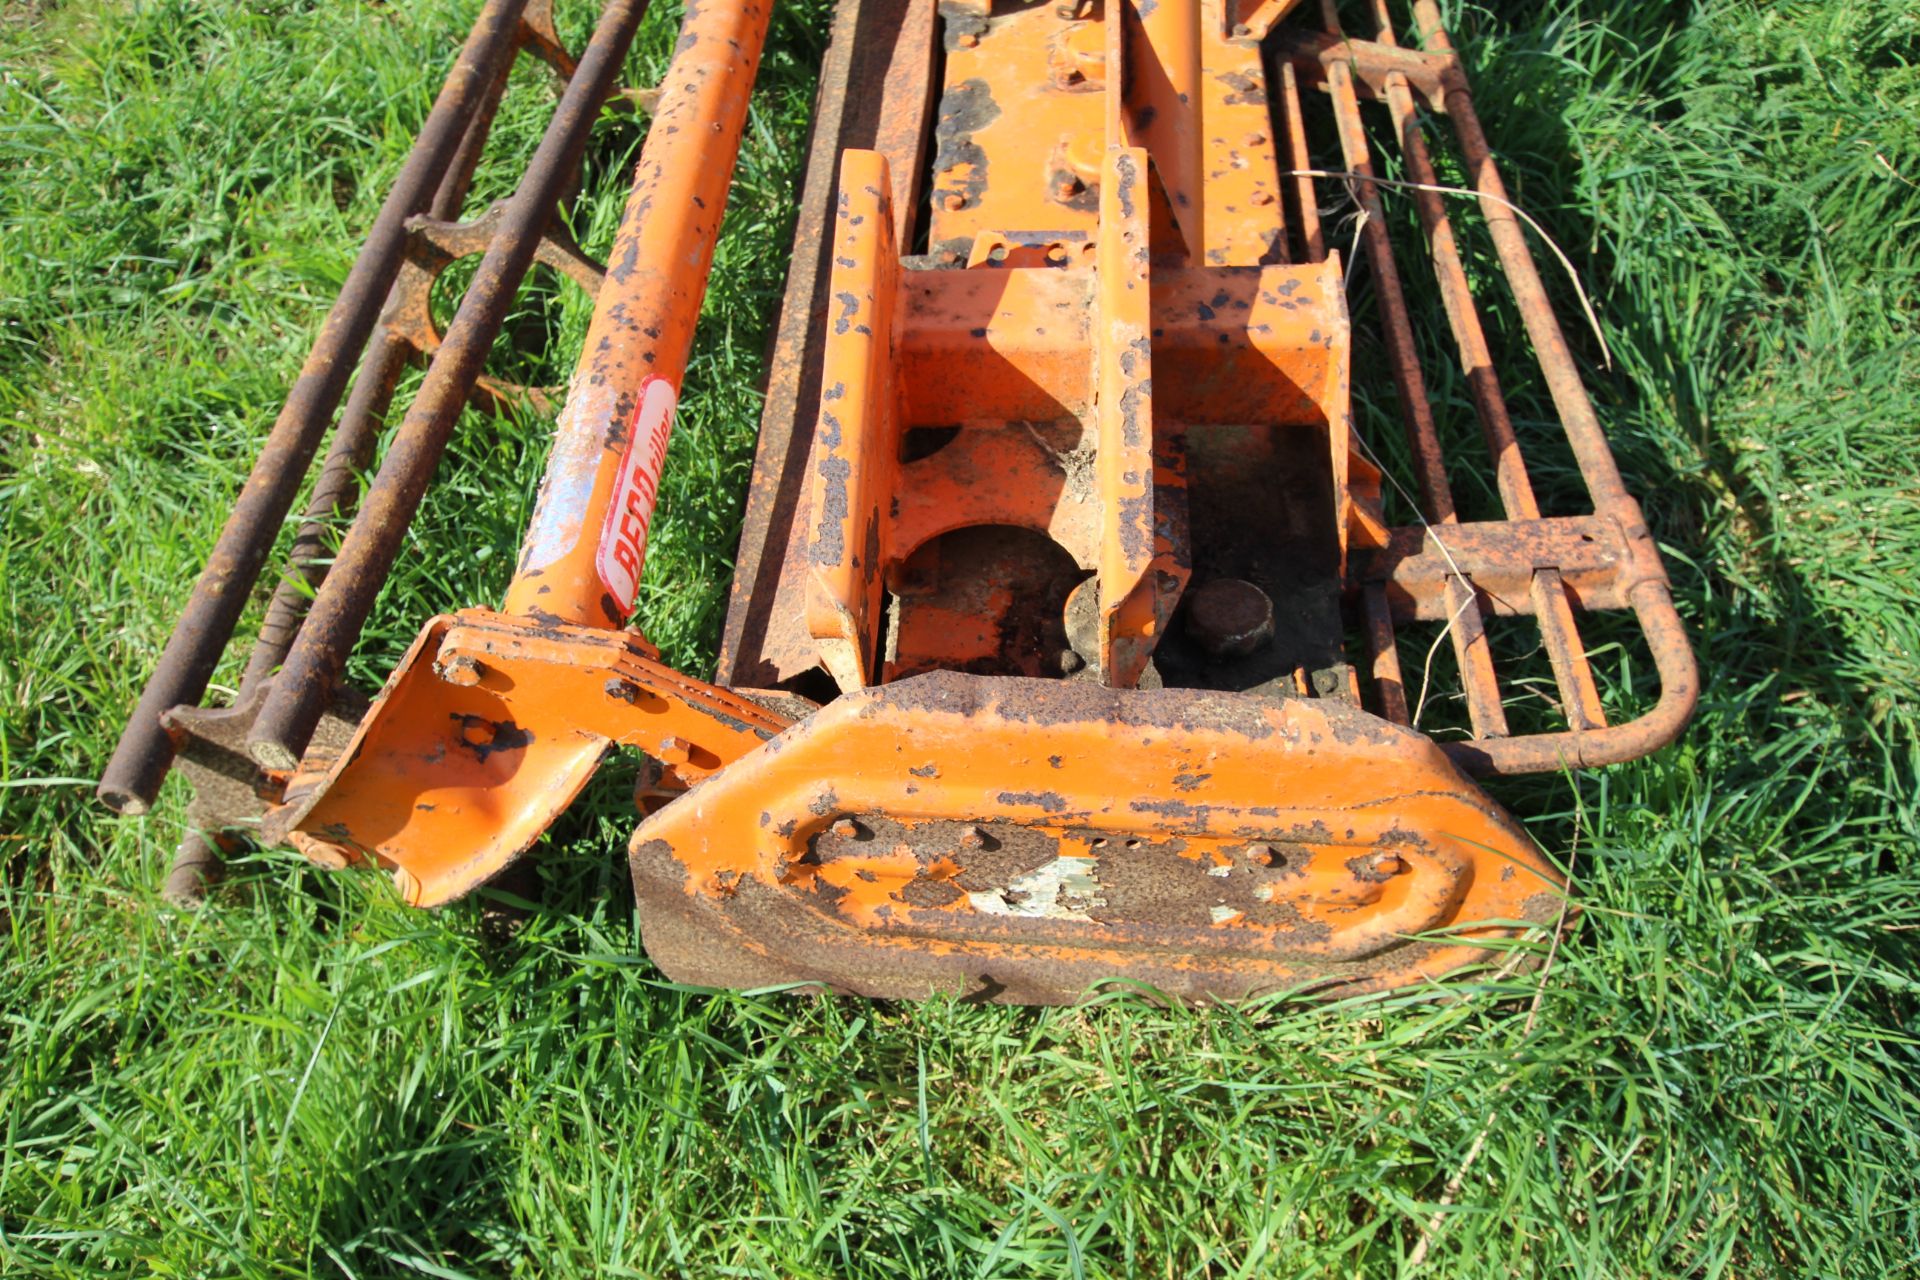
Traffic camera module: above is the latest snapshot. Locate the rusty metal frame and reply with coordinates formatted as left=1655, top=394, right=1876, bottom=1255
left=98, top=0, right=651, bottom=900
left=1269, top=0, right=1698, bottom=776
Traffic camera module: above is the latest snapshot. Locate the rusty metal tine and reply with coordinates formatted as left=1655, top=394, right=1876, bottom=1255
left=239, top=59, right=518, bottom=698
left=1363, top=583, right=1410, bottom=723
left=246, top=0, right=652, bottom=772
left=1320, top=61, right=1453, bottom=522
left=1277, top=61, right=1324, bottom=264
left=95, top=0, right=532, bottom=816
left=162, top=35, right=527, bottom=904
left=159, top=831, right=231, bottom=908
left=1319, top=51, right=1507, bottom=738
left=1377, top=89, right=1537, bottom=514
left=1362, top=8, right=1606, bottom=733
left=1442, top=574, right=1507, bottom=736
left=1531, top=569, right=1607, bottom=730
left=1407, top=0, right=1634, bottom=517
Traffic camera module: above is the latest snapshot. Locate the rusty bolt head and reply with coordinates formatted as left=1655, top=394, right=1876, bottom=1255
left=955, top=30, right=978, bottom=48
left=1232, top=22, right=1252, bottom=36
left=960, top=824, right=990, bottom=849
left=656, top=736, right=693, bottom=765
left=1251, top=189, right=1276, bottom=207
left=942, top=192, right=967, bottom=212
left=1053, top=175, right=1085, bottom=202
left=604, top=678, right=639, bottom=703
left=1246, top=842, right=1283, bottom=867
left=437, top=654, right=483, bottom=687
left=1185, top=578, right=1276, bottom=660
left=1373, top=853, right=1407, bottom=876
left=830, top=817, right=862, bottom=839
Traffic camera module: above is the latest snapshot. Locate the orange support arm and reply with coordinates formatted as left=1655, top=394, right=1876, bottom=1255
left=505, top=0, right=774, bottom=627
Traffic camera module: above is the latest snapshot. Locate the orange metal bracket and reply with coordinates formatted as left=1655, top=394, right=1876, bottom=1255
left=805, top=150, right=903, bottom=691
left=271, top=609, right=791, bottom=905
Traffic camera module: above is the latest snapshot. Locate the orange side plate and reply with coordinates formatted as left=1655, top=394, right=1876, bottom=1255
left=277, top=611, right=1560, bottom=1002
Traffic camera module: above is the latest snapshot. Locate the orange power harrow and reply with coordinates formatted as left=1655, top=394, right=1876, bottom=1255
left=101, top=0, right=1696, bottom=1002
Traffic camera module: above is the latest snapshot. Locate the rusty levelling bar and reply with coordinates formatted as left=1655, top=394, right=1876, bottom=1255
left=96, top=0, right=534, bottom=817
left=109, top=0, right=644, bottom=905
left=109, top=0, right=1694, bottom=1003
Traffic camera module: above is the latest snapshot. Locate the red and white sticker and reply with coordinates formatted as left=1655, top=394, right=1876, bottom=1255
left=595, top=376, right=677, bottom=619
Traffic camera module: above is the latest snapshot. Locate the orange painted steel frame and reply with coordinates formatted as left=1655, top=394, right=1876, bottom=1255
left=169, top=0, right=1692, bottom=1004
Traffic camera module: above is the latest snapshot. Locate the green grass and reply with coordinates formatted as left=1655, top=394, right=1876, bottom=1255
left=2, top=0, right=1917, bottom=1273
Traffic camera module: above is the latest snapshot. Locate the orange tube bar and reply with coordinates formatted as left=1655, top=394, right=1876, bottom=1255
left=506, top=0, right=774, bottom=625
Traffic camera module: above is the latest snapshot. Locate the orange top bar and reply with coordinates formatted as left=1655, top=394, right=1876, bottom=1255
left=505, top=0, right=774, bottom=626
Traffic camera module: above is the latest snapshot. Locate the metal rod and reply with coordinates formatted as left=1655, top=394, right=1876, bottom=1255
left=1318, top=44, right=1509, bottom=738
left=96, top=0, right=533, bottom=816
left=156, top=53, right=530, bottom=907
left=1363, top=5, right=1606, bottom=733
left=247, top=0, right=653, bottom=771
left=1277, top=60, right=1323, bottom=263
left=239, top=60, right=519, bottom=696
left=500, top=0, right=776, bottom=623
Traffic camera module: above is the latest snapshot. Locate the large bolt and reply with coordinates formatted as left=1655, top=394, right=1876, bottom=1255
left=604, top=678, right=639, bottom=703
left=1185, top=578, right=1276, bottom=660
left=955, top=30, right=978, bottom=48
left=656, top=736, right=692, bottom=765
left=1062, top=577, right=1102, bottom=672
left=942, top=192, right=967, bottom=212
left=960, top=824, right=990, bottom=849
left=1053, top=175, right=1085, bottom=202
left=830, top=817, right=862, bottom=839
